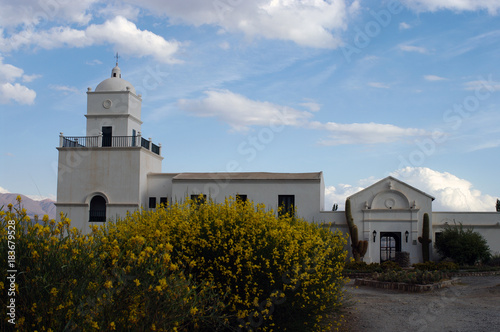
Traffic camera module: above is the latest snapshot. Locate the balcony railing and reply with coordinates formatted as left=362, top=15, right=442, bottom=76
left=59, top=132, right=161, bottom=155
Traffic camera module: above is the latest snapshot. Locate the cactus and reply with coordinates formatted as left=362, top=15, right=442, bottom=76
left=418, top=213, right=431, bottom=262
left=345, top=199, right=368, bottom=261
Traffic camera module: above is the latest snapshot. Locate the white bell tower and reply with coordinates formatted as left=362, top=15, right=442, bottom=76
left=55, top=58, right=163, bottom=233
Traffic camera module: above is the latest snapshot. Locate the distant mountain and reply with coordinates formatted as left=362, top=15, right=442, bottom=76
left=0, top=193, right=56, bottom=220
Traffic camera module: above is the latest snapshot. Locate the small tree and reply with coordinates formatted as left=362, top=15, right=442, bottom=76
left=434, top=222, right=491, bottom=265
left=496, top=199, right=500, bottom=212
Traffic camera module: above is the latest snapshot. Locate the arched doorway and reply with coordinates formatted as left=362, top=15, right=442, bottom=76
left=380, top=232, right=401, bottom=263
left=89, top=195, right=106, bottom=222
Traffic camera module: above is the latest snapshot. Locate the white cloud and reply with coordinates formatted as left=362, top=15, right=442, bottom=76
left=124, top=0, right=354, bottom=48
left=0, top=186, right=9, bottom=193
left=325, top=167, right=496, bottom=212
left=424, top=75, right=447, bottom=81
left=463, top=79, right=500, bottom=91
left=180, top=89, right=436, bottom=144
left=49, top=85, right=80, bottom=93
left=26, top=194, right=57, bottom=201
left=1, top=16, right=182, bottom=64
left=391, top=167, right=497, bottom=211
left=0, top=56, right=36, bottom=105
left=22, top=74, right=42, bottom=83
left=324, top=183, right=364, bottom=211
left=399, top=22, right=411, bottom=30
left=0, top=0, right=98, bottom=28
left=399, top=44, right=428, bottom=54
left=86, top=59, right=103, bottom=65
left=368, top=82, right=390, bottom=89
left=310, top=121, right=433, bottom=145
left=402, top=0, right=500, bottom=14
left=361, top=55, right=380, bottom=62
left=0, top=59, right=23, bottom=82
left=446, top=30, right=500, bottom=57
left=178, top=89, right=313, bottom=132
left=97, top=2, right=140, bottom=21
left=300, top=101, right=321, bottom=112
left=219, top=41, right=230, bottom=50
left=0, top=83, right=36, bottom=105
left=467, top=139, right=500, bottom=152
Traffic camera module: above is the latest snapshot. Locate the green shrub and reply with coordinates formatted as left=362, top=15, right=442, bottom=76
left=435, top=222, right=491, bottom=265
left=344, top=261, right=367, bottom=271
left=437, top=261, right=459, bottom=271
left=487, top=253, right=500, bottom=267
left=344, top=261, right=383, bottom=272
left=377, top=270, right=443, bottom=285
left=413, top=261, right=438, bottom=271
left=413, top=261, right=458, bottom=271
left=381, top=260, right=402, bottom=271
left=395, top=251, right=410, bottom=268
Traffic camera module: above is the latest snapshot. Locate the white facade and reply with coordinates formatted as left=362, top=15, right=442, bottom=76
left=56, top=64, right=500, bottom=262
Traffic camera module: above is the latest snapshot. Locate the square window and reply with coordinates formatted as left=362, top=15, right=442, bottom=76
left=278, top=195, right=295, bottom=217
left=160, top=197, right=168, bottom=206
left=149, top=197, right=157, bottom=209
left=236, top=194, right=248, bottom=202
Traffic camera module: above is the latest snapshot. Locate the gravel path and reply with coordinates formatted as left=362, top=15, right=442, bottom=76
left=342, top=276, right=500, bottom=332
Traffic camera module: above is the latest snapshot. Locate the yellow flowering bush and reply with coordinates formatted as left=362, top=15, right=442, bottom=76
left=0, top=197, right=226, bottom=331
left=1, top=196, right=348, bottom=331
left=105, top=197, right=348, bottom=331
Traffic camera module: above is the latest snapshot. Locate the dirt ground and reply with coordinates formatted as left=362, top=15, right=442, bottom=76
left=341, top=275, right=500, bottom=332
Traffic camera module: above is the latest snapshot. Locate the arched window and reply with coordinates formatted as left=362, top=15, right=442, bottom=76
left=89, top=195, right=106, bottom=222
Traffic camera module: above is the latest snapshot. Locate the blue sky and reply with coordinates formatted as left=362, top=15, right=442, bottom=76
left=1, top=0, right=499, bottom=211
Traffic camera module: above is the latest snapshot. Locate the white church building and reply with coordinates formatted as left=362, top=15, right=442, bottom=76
left=56, top=64, right=500, bottom=264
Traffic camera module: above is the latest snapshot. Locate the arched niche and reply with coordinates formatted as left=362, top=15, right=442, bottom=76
left=371, top=190, right=410, bottom=210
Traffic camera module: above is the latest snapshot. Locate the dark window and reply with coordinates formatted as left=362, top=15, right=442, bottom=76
left=102, top=126, right=112, bottom=147
left=380, top=232, right=402, bottom=263
left=236, top=194, right=247, bottom=202
left=160, top=197, right=168, bottom=206
left=132, top=129, right=136, bottom=146
left=278, top=195, right=295, bottom=217
left=149, top=197, right=157, bottom=209
left=191, top=194, right=207, bottom=205
left=89, top=195, right=106, bottom=222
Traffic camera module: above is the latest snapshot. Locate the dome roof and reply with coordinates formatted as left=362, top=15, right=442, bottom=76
left=95, top=77, right=136, bottom=94
left=94, top=64, right=136, bottom=94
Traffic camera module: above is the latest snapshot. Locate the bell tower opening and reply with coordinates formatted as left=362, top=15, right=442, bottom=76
left=89, top=195, right=106, bottom=222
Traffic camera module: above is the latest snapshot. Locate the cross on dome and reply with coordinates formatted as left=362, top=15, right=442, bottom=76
left=94, top=54, right=136, bottom=94
left=111, top=52, right=121, bottom=79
